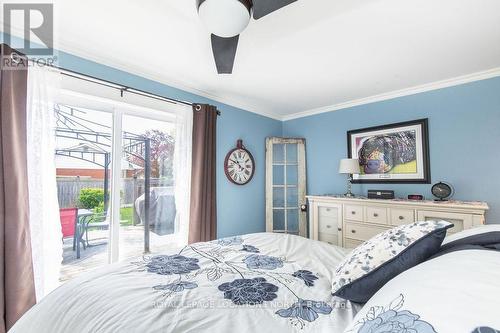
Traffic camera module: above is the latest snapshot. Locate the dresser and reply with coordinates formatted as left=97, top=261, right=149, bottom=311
left=307, top=195, right=489, bottom=248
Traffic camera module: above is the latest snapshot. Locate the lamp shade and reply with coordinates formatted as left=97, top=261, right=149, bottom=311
left=198, top=0, right=251, bottom=38
left=339, top=158, right=360, bottom=174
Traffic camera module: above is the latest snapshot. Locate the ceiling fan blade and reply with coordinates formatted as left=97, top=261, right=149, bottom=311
left=211, top=34, right=239, bottom=74
left=252, top=0, right=298, bottom=20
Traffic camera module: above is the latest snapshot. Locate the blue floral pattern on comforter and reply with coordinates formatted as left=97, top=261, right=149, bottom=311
left=349, top=294, right=436, bottom=333
left=134, top=235, right=332, bottom=329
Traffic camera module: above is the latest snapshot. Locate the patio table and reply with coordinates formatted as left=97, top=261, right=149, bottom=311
left=74, top=209, right=93, bottom=259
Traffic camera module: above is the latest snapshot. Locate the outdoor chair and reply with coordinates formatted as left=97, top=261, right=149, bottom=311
left=60, top=207, right=77, bottom=240
left=84, top=213, right=110, bottom=247
left=60, top=208, right=86, bottom=252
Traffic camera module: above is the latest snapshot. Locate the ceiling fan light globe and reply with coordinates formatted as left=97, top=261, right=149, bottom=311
left=198, top=0, right=251, bottom=38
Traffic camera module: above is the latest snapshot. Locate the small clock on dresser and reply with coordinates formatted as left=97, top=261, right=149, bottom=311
left=224, top=139, right=255, bottom=185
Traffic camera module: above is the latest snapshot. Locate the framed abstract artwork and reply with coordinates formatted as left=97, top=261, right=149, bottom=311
left=347, top=119, right=430, bottom=184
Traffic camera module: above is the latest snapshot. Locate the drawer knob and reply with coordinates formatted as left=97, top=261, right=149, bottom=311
left=326, top=225, right=331, bottom=229
left=399, top=216, right=404, bottom=220
left=351, top=211, right=356, bottom=215
left=326, top=208, right=331, bottom=212
left=338, top=227, right=342, bottom=232
left=351, top=230, right=356, bottom=234
left=373, top=213, right=379, bottom=217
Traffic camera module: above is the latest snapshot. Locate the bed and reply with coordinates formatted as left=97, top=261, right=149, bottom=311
left=11, top=227, right=500, bottom=333
left=11, top=233, right=362, bottom=332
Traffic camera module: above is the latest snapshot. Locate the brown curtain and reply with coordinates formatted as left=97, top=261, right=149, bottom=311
left=0, top=44, right=36, bottom=332
left=188, top=104, right=218, bottom=244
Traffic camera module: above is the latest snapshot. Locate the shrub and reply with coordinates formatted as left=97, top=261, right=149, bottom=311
left=94, top=201, right=105, bottom=214
left=79, top=188, right=104, bottom=209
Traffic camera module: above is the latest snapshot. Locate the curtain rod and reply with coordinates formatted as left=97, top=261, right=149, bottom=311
left=44, top=63, right=221, bottom=115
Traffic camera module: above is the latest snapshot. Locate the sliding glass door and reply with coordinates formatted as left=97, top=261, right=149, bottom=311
left=55, top=86, right=184, bottom=280
left=118, top=114, right=177, bottom=261
left=55, top=105, right=113, bottom=281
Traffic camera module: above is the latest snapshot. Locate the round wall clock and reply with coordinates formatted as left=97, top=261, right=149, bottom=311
left=224, top=139, right=255, bottom=185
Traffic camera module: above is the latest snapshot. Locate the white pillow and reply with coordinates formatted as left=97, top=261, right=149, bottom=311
left=343, top=249, right=500, bottom=333
left=442, top=224, right=500, bottom=245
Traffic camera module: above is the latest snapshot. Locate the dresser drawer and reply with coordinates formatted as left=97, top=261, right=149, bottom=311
left=417, top=210, right=474, bottom=235
left=437, top=218, right=467, bottom=234
left=318, top=232, right=341, bottom=246
left=344, top=238, right=365, bottom=249
left=390, top=209, right=415, bottom=226
left=318, top=216, right=340, bottom=235
left=319, top=206, right=337, bottom=218
left=365, top=206, right=388, bottom=224
left=307, top=196, right=487, bottom=251
left=344, top=205, right=363, bottom=222
left=345, top=222, right=389, bottom=241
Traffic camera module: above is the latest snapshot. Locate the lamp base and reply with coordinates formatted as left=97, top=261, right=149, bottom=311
left=344, top=175, right=355, bottom=198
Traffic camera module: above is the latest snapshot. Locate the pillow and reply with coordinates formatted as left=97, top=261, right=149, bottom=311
left=343, top=249, right=500, bottom=333
left=433, top=225, right=500, bottom=259
left=331, top=220, right=453, bottom=303
left=442, top=224, right=500, bottom=245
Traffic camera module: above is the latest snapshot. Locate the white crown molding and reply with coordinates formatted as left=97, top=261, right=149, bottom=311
left=58, top=41, right=500, bottom=123
left=52, top=39, right=284, bottom=121
left=1, top=27, right=283, bottom=120
left=282, top=67, right=500, bottom=121
left=4, top=28, right=500, bottom=123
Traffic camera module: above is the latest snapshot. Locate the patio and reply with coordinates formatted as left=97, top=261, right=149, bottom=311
left=60, top=226, right=181, bottom=282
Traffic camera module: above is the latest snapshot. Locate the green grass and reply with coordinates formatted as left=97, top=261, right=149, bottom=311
left=120, top=206, right=134, bottom=226
left=87, top=206, right=135, bottom=226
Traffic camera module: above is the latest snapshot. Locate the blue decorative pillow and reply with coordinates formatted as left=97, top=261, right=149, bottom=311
left=331, top=220, right=453, bottom=303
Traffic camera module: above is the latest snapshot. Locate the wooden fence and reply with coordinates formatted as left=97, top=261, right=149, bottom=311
left=57, top=177, right=172, bottom=208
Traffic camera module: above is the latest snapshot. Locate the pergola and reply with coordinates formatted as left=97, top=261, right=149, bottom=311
left=54, top=104, right=153, bottom=253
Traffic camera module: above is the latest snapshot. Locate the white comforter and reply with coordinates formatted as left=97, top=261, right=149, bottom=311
left=11, top=233, right=361, bottom=333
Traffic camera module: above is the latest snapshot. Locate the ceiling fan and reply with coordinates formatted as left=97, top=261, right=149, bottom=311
left=196, top=0, right=298, bottom=74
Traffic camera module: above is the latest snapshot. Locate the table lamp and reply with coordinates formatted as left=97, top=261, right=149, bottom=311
left=339, top=158, right=360, bottom=197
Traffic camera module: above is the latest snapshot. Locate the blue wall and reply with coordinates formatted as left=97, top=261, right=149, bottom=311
left=4, top=33, right=500, bottom=232
left=1, top=34, right=282, bottom=237
left=57, top=54, right=500, bottom=228
left=57, top=53, right=282, bottom=238
left=283, top=77, right=500, bottom=224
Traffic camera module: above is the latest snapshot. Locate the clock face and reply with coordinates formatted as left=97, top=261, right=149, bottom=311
left=225, top=148, right=255, bottom=185
left=432, top=182, right=452, bottom=199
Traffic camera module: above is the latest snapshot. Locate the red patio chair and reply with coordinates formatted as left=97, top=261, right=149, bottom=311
left=60, top=208, right=77, bottom=238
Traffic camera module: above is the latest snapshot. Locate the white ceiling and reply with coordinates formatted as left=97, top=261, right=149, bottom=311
left=7, top=0, right=500, bottom=120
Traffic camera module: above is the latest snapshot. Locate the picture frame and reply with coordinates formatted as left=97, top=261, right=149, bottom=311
left=347, top=119, right=430, bottom=184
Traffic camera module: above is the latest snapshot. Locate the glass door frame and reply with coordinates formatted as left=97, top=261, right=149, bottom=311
left=58, top=83, right=180, bottom=264
left=265, top=137, right=307, bottom=237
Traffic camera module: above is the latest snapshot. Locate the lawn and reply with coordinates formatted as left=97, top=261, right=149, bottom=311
left=86, top=206, right=135, bottom=226
left=120, top=206, right=134, bottom=226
